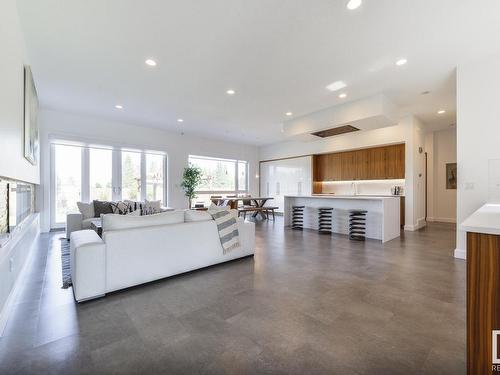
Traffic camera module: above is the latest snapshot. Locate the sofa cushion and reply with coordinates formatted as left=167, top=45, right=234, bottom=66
left=93, top=200, right=114, bottom=216
left=77, top=202, right=95, bottom=220
left=184, top=210, right=212, bottom=222
left=102, top=210, right=185, bottom=232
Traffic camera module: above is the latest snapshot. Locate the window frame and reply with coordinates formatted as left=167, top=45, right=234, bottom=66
left=50, top=140, right=168, bottom=228
left=188, top=155, right=249, bottom=205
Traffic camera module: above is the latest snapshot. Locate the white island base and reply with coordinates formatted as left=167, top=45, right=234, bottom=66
left=284, top=195, right=401, bottom=242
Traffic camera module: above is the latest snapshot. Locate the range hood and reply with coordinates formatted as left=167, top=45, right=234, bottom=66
left=283, top=94, right=398, bottom=142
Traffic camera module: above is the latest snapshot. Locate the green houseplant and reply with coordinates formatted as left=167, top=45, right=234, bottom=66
left=180, top=165, right=203, bottom=208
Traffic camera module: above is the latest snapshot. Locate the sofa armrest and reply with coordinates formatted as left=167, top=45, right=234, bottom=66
left=70, top=230, right=106, bottom=302
left=66, top=212, right=83, bottom=239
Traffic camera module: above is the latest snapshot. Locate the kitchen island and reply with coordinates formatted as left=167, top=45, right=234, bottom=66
left=284, top=195, right=401, bottom=242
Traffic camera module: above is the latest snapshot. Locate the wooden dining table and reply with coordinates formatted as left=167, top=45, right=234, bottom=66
left=212, top=197, right=274, bottom=219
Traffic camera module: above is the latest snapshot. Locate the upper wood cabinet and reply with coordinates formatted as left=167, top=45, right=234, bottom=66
left=367, top=147, right=387, bottom=180
left=313, top=144, right=405, bottom=182
left=386, top=144, right=406, bottom=179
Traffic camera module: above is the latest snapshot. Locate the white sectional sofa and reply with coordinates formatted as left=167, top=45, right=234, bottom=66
left=70, top=210, right=255, bottom=302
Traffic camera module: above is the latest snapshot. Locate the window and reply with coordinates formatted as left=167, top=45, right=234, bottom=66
left=51, top=141, right=167, bottom=227
left=54, top=144, right=82, bottom=224
left=188, top=155, right=248, bottom=207
left=121, top=151, right=142, bottom=201
left=146, top=153, right=164, bottom=201
left=238, top=161, right=247, bottom=191
left=90, top=148, right=112, bottom=201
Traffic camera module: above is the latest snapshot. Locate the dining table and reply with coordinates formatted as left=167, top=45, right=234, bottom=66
left=212, top=197, right=274, bottom=219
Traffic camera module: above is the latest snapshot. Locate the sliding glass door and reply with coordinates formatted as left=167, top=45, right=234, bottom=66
left=146, top=153, right=164, bottom=201
left=121, top=151, right=142, bottom=201
left=53, top=144, right=82, bottom=224
left=51, top=142, right=167, bottom=228
left=89, top=148, right=113, bottom=201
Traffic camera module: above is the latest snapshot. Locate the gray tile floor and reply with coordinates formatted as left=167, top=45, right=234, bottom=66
left=0, top=218, right=465, bottom=374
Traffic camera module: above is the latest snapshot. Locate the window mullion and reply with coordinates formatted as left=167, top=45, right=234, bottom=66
left=140, top=152, right=147, bottom=202
left=235, top=161, right=239, bottom=194
left=112, top=149, right=122, bottom=201
left=81, top=147, right=90, bottom=203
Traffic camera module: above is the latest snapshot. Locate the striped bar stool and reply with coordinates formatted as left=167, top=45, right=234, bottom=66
left=318, top=207, right=333, bottom=234
left=292, top=206, right=305, bottom=230
left=349, top=210, right=367, bottom=241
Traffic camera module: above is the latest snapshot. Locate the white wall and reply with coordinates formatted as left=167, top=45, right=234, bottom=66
left=426, top=128, right=457, bottom=223
left=0, top=0, right=39, bottom=184
left=0, top=0, right=40, bottom=331
left=39, top=109, right=259, bottom=232
left=456, top=51, right=500, bottom=259
left=259, top=115, right=426, bottom=230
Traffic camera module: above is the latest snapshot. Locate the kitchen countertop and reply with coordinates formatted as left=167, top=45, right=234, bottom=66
left=285, top=195, right=401, bottom=200
left=461, top=204, right=500, bottom=236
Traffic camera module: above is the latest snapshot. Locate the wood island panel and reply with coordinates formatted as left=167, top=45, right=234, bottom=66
left=467, top=232, right=500, bottom=375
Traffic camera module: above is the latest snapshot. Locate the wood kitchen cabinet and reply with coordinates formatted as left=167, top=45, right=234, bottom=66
left=386, top=144, right=405, bottom=179
left=340, top=151, right=356, bottom=181
left=367, top=147, right=387, bottom=180
left=354, top=149, right=369, bottom=180
left=312, top=144, right=405, bottom=183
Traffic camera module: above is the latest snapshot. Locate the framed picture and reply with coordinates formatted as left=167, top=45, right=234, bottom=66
left=446, top=163, right=457, bottom=189
left=24, top=66, right=39, bottom=165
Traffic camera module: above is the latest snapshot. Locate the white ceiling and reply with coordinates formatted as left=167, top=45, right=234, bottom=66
left=16, top=0, right=500, bottom=145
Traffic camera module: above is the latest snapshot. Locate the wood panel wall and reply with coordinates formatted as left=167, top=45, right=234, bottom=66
left=313, top=143, right=405, bottom=184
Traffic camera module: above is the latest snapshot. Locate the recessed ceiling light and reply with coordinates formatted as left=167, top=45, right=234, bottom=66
left=145, top=59, right=157, bottom=66
left=326, top=80, right=347, bottom=92
left=226, top=89, right=236, bottom=95
left=285, top=112, right=293, bottom=116
left=395, top=58, right=407, bottom=66
left=338, top=93, right=347, bottom=99
left=115, top=105, right=123, bottom=109
left=437, top=110, right=446, bottom=114
left=346, top=0, right=362, bottom=10
left=177, top=118, right=184, bottom=123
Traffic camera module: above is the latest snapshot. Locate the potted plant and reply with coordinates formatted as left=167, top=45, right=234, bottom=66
left=180, top=165, right=203, bottom=208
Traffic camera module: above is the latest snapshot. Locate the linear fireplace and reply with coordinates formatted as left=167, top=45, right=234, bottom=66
left=0, top=177, right=35, bottom=245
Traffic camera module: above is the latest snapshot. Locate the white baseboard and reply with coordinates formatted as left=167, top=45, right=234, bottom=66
left=454, top=248, right=466, bottom=260
left=404, top=218, right=427, bottom=231
left=427, top=216, right=457, bottom=224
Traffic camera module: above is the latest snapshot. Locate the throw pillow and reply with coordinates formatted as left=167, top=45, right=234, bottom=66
left=93, top=200, right=113, bottom=217
left=77, top=201, right=94, bottom=220
left=144, top=200, right=161, bottom=214
left=110, top=201, right=130, bottom=215
left=124, top=200, right=143, bottom=213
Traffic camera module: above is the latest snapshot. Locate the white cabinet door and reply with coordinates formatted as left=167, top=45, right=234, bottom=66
left=260, top=156, right=312, bottom=213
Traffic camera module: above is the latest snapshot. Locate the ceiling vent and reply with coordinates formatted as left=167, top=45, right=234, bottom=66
left=311, top=125, right=360, bottom=138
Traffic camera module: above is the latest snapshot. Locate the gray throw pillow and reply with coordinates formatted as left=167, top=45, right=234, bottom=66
left=93, top=200, right=113, bottom=217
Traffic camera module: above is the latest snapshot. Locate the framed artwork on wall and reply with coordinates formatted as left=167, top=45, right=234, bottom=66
left=24, top=65, right=39, bottom=165
left=446, top=162, right=457, bottom=189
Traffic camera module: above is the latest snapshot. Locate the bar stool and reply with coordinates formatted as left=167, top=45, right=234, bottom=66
left=318, top=207, right=333, bottom=234
left=292, top=206, right=305, bottom=230
left=349, top=210, right=367, bottom=241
